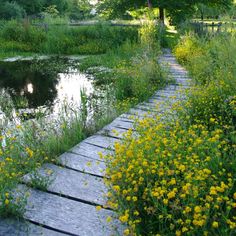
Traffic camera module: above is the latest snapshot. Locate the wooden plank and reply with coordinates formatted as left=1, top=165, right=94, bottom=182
left=23, top=163, right=107, bottom=205
left=98, top=126, right=129, bottom=139
left=128, top=108, right=157, bottom=117
left=165, top=84, right=183, bottom=90
left=116, top=115, right=135, bottom=123
left=119, top=113, right=139, bottom=121
left=84, top=135, right=120, bottom=149
left=69, top=142, right=111, bottom=161
left=155, top=90, right=179, bottom=97
left=169, top=71, right=188, bottom=76
left=107, top=118, right=135, bottom=130
left=135, top=104, right=159, bottom=112
left=151, top=94, right=186, bottom=101
left=16, top=185, right=123, bottom=236
left=0, top=218, right=67, bottom=236
left=59, top=152, right=106, bottom=177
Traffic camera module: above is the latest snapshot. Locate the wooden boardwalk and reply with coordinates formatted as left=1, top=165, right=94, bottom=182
left=0, top=52, right=191, bottom=236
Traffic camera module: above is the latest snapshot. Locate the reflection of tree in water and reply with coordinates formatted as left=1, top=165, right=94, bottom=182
left=0, top=58, right=71, bottom=109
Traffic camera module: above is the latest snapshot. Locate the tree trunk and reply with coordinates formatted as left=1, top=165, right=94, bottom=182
left=147, top=0, right=152, bottom=8
left=200, top=9, right=204, bottom=21
left=159, top=7, right=164, bottom=24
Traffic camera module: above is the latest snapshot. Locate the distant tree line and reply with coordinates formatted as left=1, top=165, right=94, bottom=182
left=0, top=0, right=93, bottom=20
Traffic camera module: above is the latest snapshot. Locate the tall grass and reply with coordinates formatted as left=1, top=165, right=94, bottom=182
left=0, top=20, right=139, bottom=57
left=80, top=22, right=171, bottom=104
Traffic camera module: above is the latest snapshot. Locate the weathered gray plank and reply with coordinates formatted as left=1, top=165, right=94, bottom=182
left=16, top=185, right=123, bottom=236
left=116, top=115, right=135, bottom=123
left=59, top=152, right=106, bottom=177
left=107, top=118, right=135, bottom=130
left=0, top=218, right=67, bottom=236
left=155, top=90, right=180, bottom=97
left=119, top=113, right=150, bottom=122
left=165, top=85, right=183, bottom=91
left=24, top=163, right=107, bottom=205
left=69, top=142, right=111, bottom=161
left=135, top=104, right=159, bottom=112
left=98, top=126, right=129, bottom=139
left=152, top=93, right=186, bottom=100
left=84, top=135, right=119, bottom=149
left=175, top=79, right=192, bottom=86
left=128, top=108, right=157, bottom=117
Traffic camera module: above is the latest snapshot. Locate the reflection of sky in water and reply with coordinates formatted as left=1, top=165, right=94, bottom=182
left=27, top=83, right=34, bottom=94
left=21, top=69, right=94, bottom=116
left=0, top=58, right=97, bottom=122
left=53, top=71, right=94, bottom=114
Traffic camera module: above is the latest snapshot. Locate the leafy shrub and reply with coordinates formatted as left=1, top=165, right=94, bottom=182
left=76, top=40, right=108, bottom=54
left=174, top=33, right=236, bottom=129
left=43, top=31, right=75, bottom=54
left=174, top=34, right=206, bottom=65
left=0, top=40, right=32, bottom=52
left=0, top=2, right=25, bottom=20
left=0, top=21, right=25, bottom=42
left=0, top=21, right=46, bottom=52
left=104, top=116, right=236, bottom=235
left=23, top=27, right=47, bottom=52
left=183, top=80, right=236, bottom=129
left=112, top=22, right=166, bottom=102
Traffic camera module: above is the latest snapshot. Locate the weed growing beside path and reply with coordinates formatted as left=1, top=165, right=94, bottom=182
left=103, top=33, right=236, bottom=235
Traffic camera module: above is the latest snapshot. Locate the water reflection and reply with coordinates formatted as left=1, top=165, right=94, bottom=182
left=0, top=57, right=94, bottom=119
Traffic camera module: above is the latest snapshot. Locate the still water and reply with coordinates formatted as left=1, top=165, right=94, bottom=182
left=0, top=57, right=95, bottom=120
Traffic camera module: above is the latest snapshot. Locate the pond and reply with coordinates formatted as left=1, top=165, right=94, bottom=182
left=0, top=57, right=101, bottom=121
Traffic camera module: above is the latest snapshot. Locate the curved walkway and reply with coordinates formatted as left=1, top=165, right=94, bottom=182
left=0, top=51, right=192, bottom=236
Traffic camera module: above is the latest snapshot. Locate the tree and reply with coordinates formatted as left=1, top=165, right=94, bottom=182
left=44, top=0, right=69, bottom=14
left=67, top=0, right=92, bottom=20
left=97, top=0, right=233, bottom=24
left=0, top=0, right=70, bottom=17
left=15, top=0, right=46, bottom=15
left=0, top=1, right=25, bottom=19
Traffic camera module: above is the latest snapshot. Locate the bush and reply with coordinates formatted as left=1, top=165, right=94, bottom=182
left=174, top=33, right=236, bottom=129
left=0, top=2, right=25, bottom=20
left=42, top=28, right=75, bottom=54
left=0, top=21, right=25, bottom=42
left=0, top=21, right=46, bottom=52
left=174, top=33, right=236, bottom=85
left=174, top=34, right=206, bottom=65
left=0, top=40, right=32, bottom=52
left=104, top=116, right=236, bottom=235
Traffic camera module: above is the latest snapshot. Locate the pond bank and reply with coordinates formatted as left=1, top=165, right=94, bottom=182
left=0, top=51, right=191, bottom=236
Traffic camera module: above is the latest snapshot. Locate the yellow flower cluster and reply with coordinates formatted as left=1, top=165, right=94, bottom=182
left=104, top=116, right=236, bottom=235
left=0, top=129, right=46, bottom=216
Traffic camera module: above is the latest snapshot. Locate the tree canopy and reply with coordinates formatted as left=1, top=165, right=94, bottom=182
left=0, top=0, right=92, bottom=19
left=97, top=0, right=233, bottom=23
